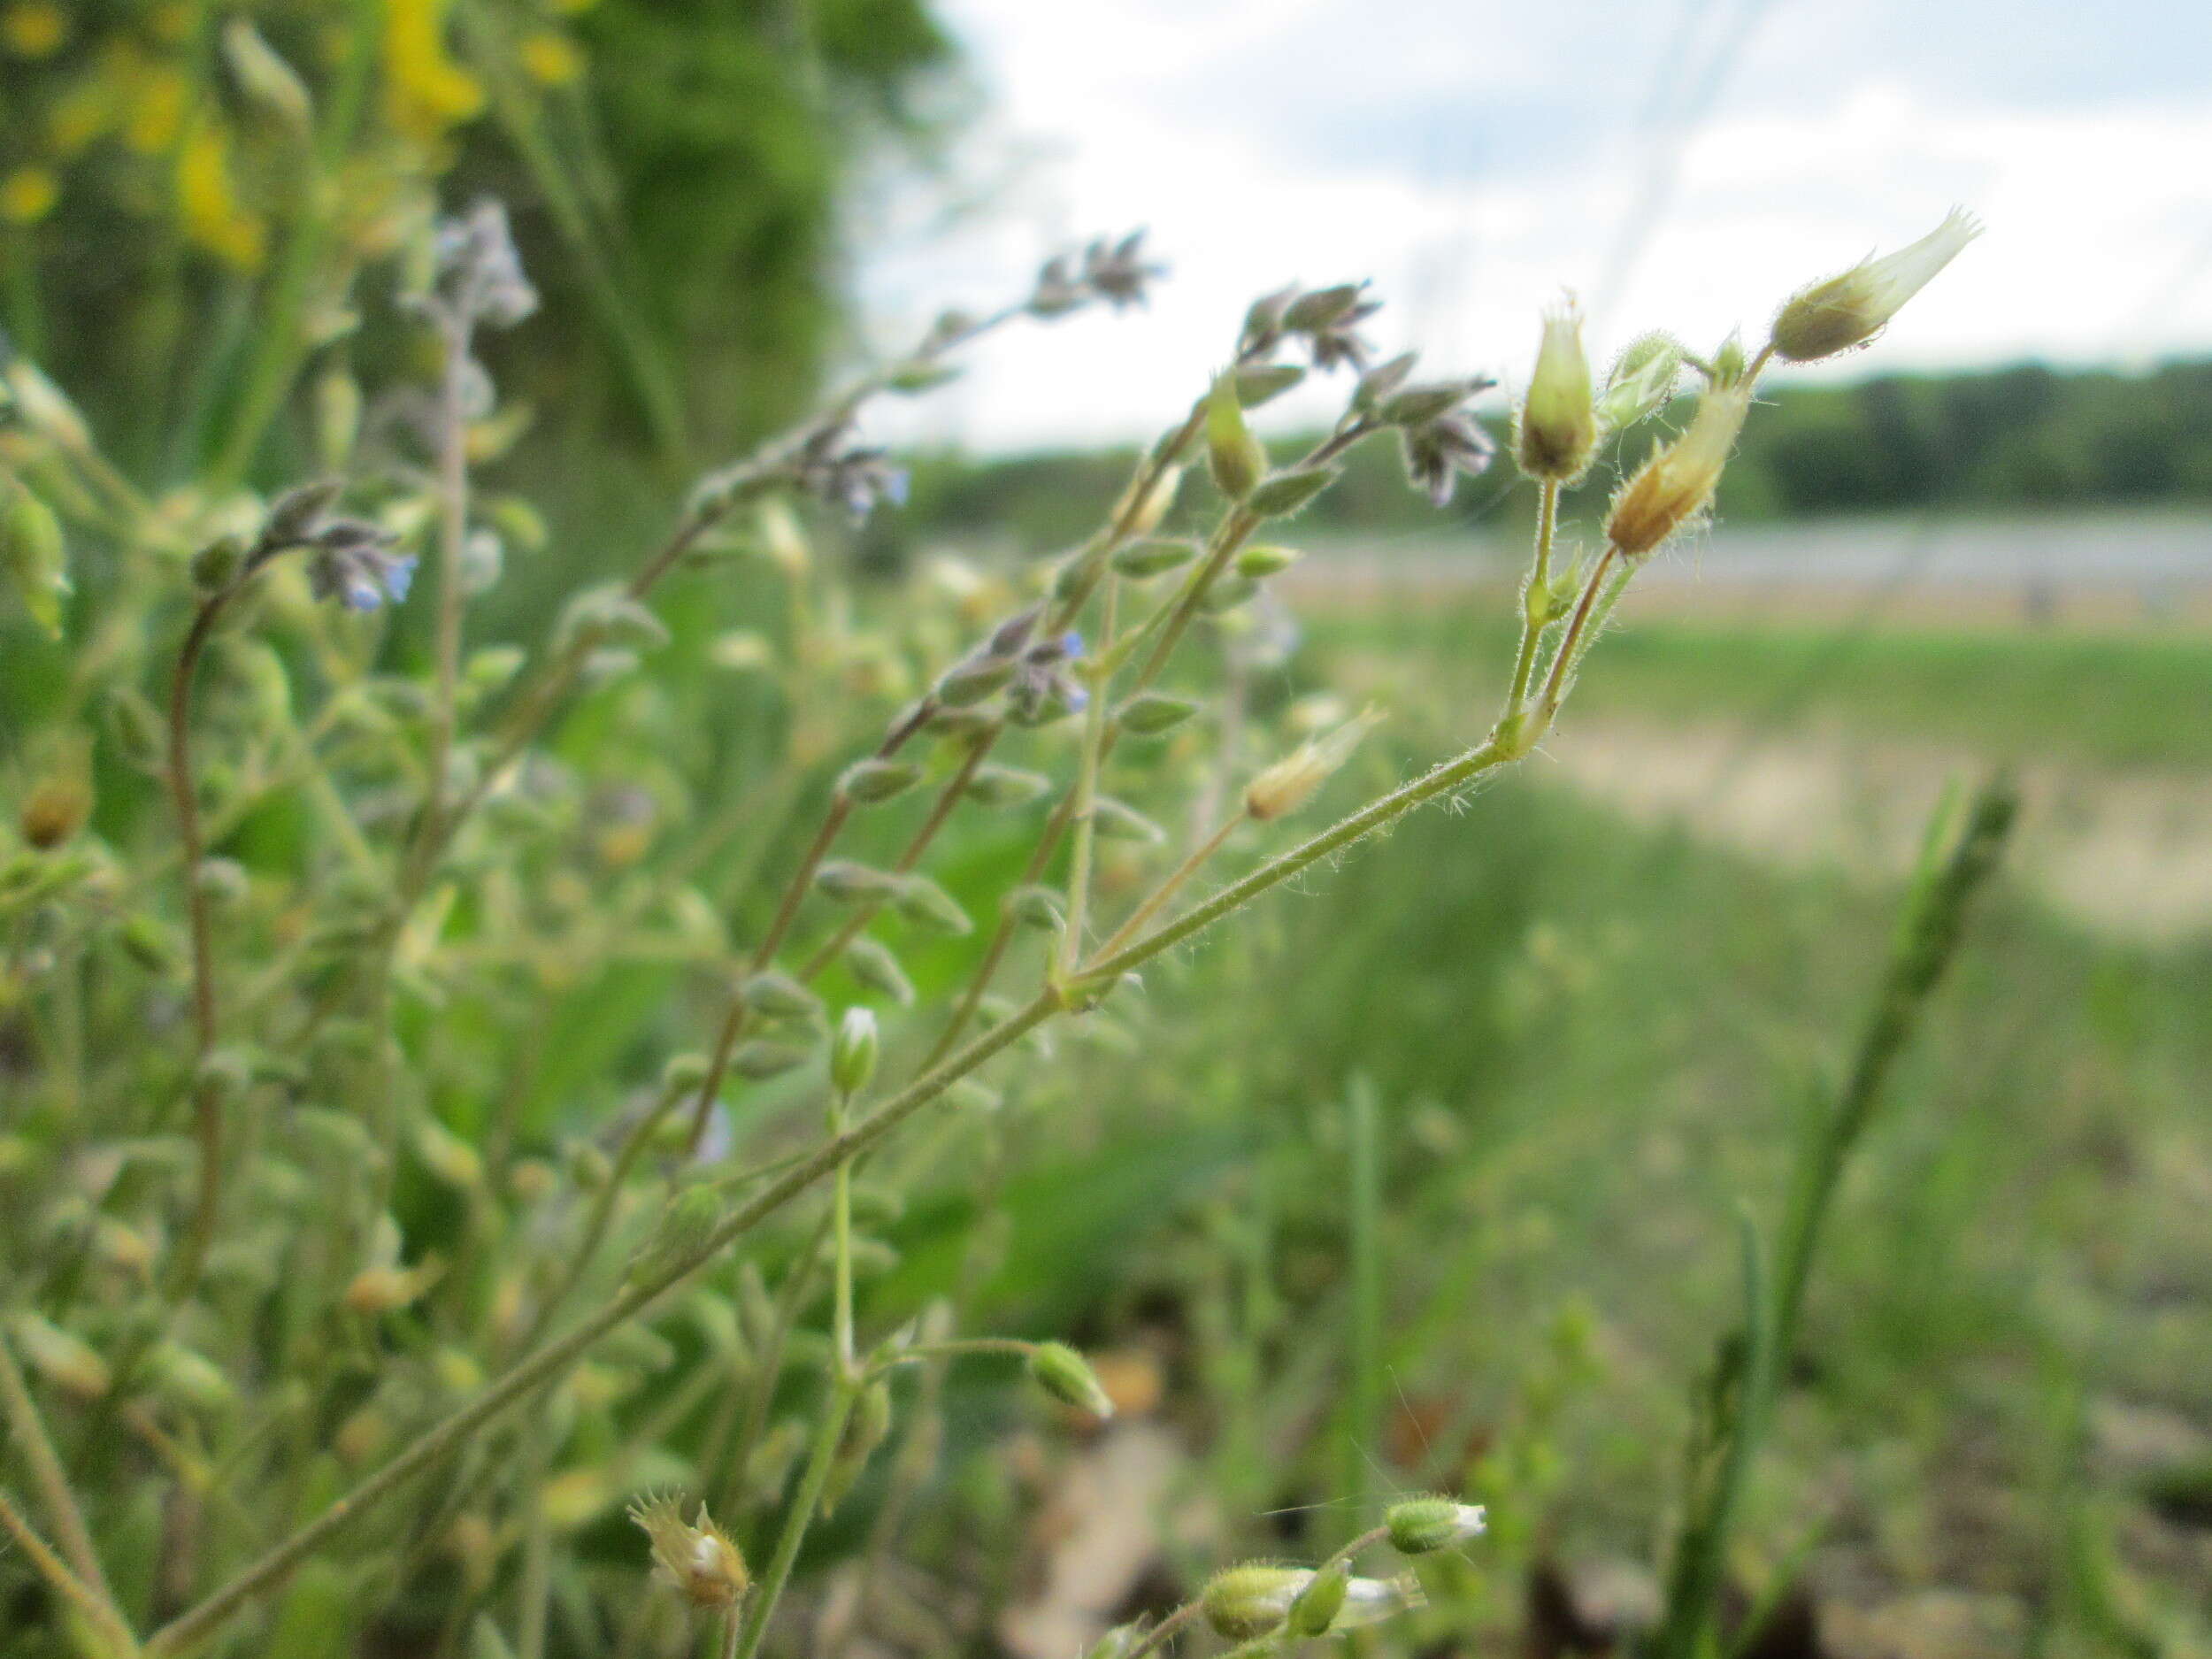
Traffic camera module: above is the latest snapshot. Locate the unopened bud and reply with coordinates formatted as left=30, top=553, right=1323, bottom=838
left=815, top=862, right=904, bottom=903
left=731, top=1041, right=810, bottom=1081
left=821, top=1377, right=893, bottom=1516
left=1235, top=543, right=1300, bottom=578
left=741, top=972, right=822, bottom=1023
left=1111, top=538, right=1195, bottom=580
left=891, top=876, right=972, bottom=935
left=1771, top=209, right=1981, bottom=363
left=955, top=770, right=1040, bottom=814
left=190, top=535, right=247, bottom=593
left=1596, top=332, right=1683, bottom=431
left=11, top=1313, right=110, bottom=1399
left=1205, top=375, right=1267, bottom=501
left=841, top=937, right=915, bottom=1006
left=1007, top=886, right=1065, bottom=933
left=1115, top=692, right=1198, bottom=737
left=1028, top=1341, right=1114, bottom=1418
left=1604, top=381, right=1755, bottom=557
left=632, top=1186, right=723, bottom=1282
left=2, top=481, right=68, bottom=638
left=1385, top=1495, right=1487, bottom=1554
left=1233, top=364, right=1305, bottom=408
left=1202, top=1565, right=1307, bottom=1639
left=1120, top=465, right=1184, bottom=537
left=840, top=759, right=920, bottom=804
left=936, top=655, right=1018, bottom=707
left=19, top=770, right=90, bottom=850
left=1289, top=1562, right=1349, bottom=1637
left=1514, top=299, right=1598, bottom=482
left=1247, top=465, right=1338, bottom=519
left=830, top=1007, right=879, bottom=1097
left=222, top=18, right=312, bottom=132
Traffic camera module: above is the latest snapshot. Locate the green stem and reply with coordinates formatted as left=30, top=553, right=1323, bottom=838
left=730, top=1381, right=858, bottom=1659
left=1059, top=580, right=1118, bottom=979
left=0, top=1490, right=137, bottom=1655
left=1090, top=809, right=1244, bottom=965
left=0, top=1333, right=120, bottom=1622
left=830, top=1093, right=855, bottom=1376
left=1534, top=544, right=1618, bottom=722
left=1505, top=478, right=1560, bottom=712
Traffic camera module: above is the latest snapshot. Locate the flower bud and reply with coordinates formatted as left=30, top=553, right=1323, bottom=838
left=1596, top=332, right=1683, bottom=431
left=741, top=972, right=821, bottom=1023
left=1385, top=1495, right=1487, bottom=1554
left=1247, top=465, right=1339, bottom=519
left=964, top=765, right=1051, bottom=808
left=841, top=937, right=914, bottom=1006
left=891, top=875, right=972, bottom=935
left=1603, top=381, right=1755, bottom=557
left=629, top=1494, right=749, bottom=1609
left=2, top=480, right=67, bottom=638
left=1514, top=300, right=1598, bottom=483
left=1770, top=209, right=1981, bottom=363
left=1234, top=543, right=1300, bottom=578
left=830, top=1007, right=879, bottom=1097
left=1089, top=797, right=1164, bottom=844
left=11, top=1312, right=109, bottom=1399
left=222, top=18, right=312, bottom=132
left=1205, top=374, right=1267, bottom=501
left=1115, top=693, right=1199, bottom=737
left=822, top=1377, right=893, bottom=1516
left=936, top=655, right=1018, bottom=707
left=1027, top=1341, right=1114, bottom=1418
left=1246, top=708, right=1383, bottom=822
left=1202, top=1565, right=1307, bottom=1639
left=19, top=769, right=90, bottom=850
left=631, top=1185, right=723, bottom=1282
left=190, top=534, right=247, bottom=593
left=1289, top=1562, right=1350, bottom=1637
left=1007, top=886, right=1065, bottom=933
left=731, top=1041, right=810, bottom=1081
left=839, top=759, right=921, bottom=804
left=1233, top=364, right=1305, bottom=408
left=1111, top=538, right=1195, bottom=580
left=815, top=862, right=903, bottom=903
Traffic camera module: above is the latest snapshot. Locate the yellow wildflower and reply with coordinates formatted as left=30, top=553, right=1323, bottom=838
left=177, top=122, right=267, bottom=270
left=1, top=1, right=66, bottom=58
left=518, top=30, right=584, bottom=87
left=0, top=166, right=58, bottom=225
left=385, top=0, right=485, bottom=144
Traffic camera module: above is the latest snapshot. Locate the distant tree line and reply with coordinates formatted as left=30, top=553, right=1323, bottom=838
left=895, top=358, right=2212, bottom=553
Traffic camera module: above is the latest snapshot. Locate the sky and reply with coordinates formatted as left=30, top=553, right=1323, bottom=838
left=854, top=0, right=2212, bottom=452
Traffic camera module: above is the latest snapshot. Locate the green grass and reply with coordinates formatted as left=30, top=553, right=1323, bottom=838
left=1311, top=602, right=2212, bottom=769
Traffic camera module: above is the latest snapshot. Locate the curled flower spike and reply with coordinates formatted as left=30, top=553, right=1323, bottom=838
left=1770, top=209, right=1981, bottom=364
left=1399, top=410, right=1495, bottom=508
left=793, top=419, right=910, bottom=521
left=629, top=1494, right=749, bottom=1609
left=1082, top=230, right=1165, bottom=311
left=430, top=198, right=539, bottom=333
left=307, top=519, right=417, bottom=611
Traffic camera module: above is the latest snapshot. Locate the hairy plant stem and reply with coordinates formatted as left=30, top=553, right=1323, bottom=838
left=1535, top=544, right=1619, bottom=721
left=164, top=585, right=241, bottom=1300
left=417, top=314, right=474, bottom=878
left=1119, top=1599, right=1204, bottom=1659
left=731, top=1379, right=858, bottom=1659
left=800, top=731, right=1001, bottom=980
left=1058, top=580, right=1119, bottom=979
left=1093, top=808, right=1245, bottom=963
left=0, top=1332, right=120, bottom=1623
left=929, top=416, right=1373, bottom=1064
left=0, top=1489, right=137, bottom=1655
left=830, top=1089, right=856, bottom=1377
left=1505, top=478, right=1560, bottom=711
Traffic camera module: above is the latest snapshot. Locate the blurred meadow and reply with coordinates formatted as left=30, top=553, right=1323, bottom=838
left=2, top=4, right=2209, bottom=1659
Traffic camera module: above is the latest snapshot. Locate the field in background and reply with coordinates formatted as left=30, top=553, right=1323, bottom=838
left=941, top=580, right=2212, bottom=1651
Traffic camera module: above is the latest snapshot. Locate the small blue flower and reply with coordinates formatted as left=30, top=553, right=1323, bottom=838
left=306, top=519, right=415, bottom=611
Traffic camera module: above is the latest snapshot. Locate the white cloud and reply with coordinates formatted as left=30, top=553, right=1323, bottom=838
left=855, top=0, right=2212, bottom=452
